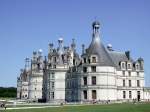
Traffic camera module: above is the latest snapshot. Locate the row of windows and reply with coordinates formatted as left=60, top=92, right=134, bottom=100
left=122, top=71, right=140, bottom=77
left=83, top=76, right=96, bottom=85
left=83, top=90, right=97, bottom=99
left=123, top=80, right=140, bottom=87
left=83, top=66, right=96, bottom=73
left=83, top=57, right=97, bottom=63
left=123, top=91, right=140, bottom=99
left=121, top=62, right=142, bottom=70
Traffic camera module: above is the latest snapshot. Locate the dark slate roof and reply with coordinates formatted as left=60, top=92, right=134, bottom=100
left=108, top=51, right=128, bottom=69
left=86, top=35, right=115, bottom=67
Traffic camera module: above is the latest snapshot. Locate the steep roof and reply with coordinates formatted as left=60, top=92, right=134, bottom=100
left=108, top=51, right=128, bottom=69
left=86, top=21, right=115, bottom=67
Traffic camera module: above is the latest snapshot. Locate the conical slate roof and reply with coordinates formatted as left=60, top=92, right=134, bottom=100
left=86, top=21, right=115, bottom=67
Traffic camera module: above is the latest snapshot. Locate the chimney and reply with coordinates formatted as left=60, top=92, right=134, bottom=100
left=82, top=44, right=85, bottom=54
left=125, top=51, right=130, bottom=60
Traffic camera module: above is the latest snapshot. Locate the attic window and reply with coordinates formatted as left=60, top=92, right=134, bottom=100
left=136, top=64, right=139, bottom=70
left=83, top=58, right=86, bottom=63
left=128, top=63, right=131, bottom=69
left=54, top=57, right=57, bottom=63
left=92, top=57, right=96, bottom=63
left=121, top=62, right=125, bottom=69
left=88, top=59, right=91, bottom=63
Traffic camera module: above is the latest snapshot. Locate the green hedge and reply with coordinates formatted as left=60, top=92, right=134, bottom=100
left=0, top=87, right=16, bottom=98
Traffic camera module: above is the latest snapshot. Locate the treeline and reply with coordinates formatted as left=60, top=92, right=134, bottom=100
left=0, top=87, right=17, bottom=98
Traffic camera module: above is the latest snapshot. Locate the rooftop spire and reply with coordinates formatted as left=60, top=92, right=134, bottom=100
left=58, top=38, right=64, bottom=55
left=71, top=38, right=76, bottom=51
left=92, top=21, right=101, bottom=45
left=87, top=21, right=114, bottom=66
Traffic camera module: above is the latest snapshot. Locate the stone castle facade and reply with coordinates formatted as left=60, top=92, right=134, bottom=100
left=17, top=21, right=150, bottom=103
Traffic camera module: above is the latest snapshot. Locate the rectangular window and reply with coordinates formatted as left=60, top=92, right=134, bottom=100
left=88, top=59, right=91, bottom=63
left=137, top=91, right=140, bottom=101
left=129, top=91, right=132, bottom=99
left=51, top=92, right=54, bottom=99
left=128, top=63, right=131, bottom=69
left=52, top=72, right=55, bottom=79
left=122, top=63, right=125, bottom=69
left=83, top=58, right=86, bottom=63
left=137, top=80, right=140, bottom=87
left=92, top=76, right=96, bottom=85
left=54, top=57, right=57, bottom=63
left=92, top=57, right=96, bottom=63
left=83, top=90, right=87, bottom=99
left=129, top=80, right=131, bottom=87
left=53, top=65, right=56, bottom=68
left=123, top=91, right=126, bottom=99
left=92, top=90, right=97, bottom=99
left=83, top=77, right=87, bottom=85
left=91, top=66, right=96, bottom=72
left=123, top=79, right=125, bottom=87
left=83, top=67, right=87, bottom=73
left=123, top=71, right=125, bottom=76
left=136, top=64, right=139, bottom=70
left=128, top=71, right=131, bottom=76
left=51, top=82, right=55, bottom=89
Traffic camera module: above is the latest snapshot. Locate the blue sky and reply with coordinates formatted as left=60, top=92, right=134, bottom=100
left=0, top=0, right=150, bottom=87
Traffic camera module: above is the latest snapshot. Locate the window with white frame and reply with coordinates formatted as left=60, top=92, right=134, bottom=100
left=123, top=71, right=125, bottom=76
left=83, top=90, right=87, bottom=99
left=121, top=62, right=125, bottom=69
left=136, top=64, right=139, bottom=70
left=91, top=66, right=96, bottom=72
left=129, top=91, right=132, bottom=99
left=129, top=80, right=131, bottom=87
left=51, top=82, right=55, bottom=89
left=83, top=77, right=87, bottom=85
left=127, top=63, right=132, bottom=69
left=137, top=80, right=140, bottom=87
left=128, top=71, right=131, bottom=77
left=123, top=91, right=126, bottom=99
left=123, top=79, right=125, bottom=87
left=51, top=92, right=54, bottom=99
left=92, top=57, right=96, bottom=63
left=83, top=58, right=86, bottom=63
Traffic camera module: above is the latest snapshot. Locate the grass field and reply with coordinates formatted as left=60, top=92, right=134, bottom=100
left=2, top=103, right=150, bottom=112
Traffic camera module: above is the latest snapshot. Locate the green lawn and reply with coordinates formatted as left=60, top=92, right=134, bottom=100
left=3, top=103, right=150, bottom=112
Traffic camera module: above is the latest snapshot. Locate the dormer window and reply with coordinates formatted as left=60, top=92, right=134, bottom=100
left=127, top=63, right=132, bottom=69
left=88, top=59, right=91, bottom=63
left=121, top=62, right=126, bottom=69
left=136, top=64, right=139, bottom=70
left=92, top=57, right=96, bottom=63
left=54, top=57, right=57, bottom=63
left=83, top=58, right=86, bottom=63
